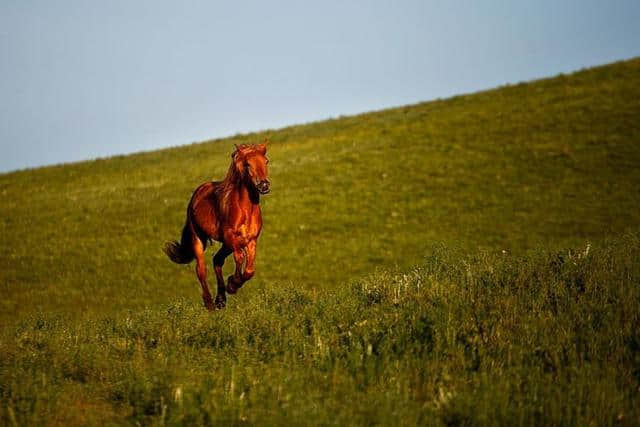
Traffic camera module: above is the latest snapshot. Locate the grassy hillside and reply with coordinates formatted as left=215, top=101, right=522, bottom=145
left=1, top=58, right=639, bottom=323
left=1, top=58, right=640, bottom=425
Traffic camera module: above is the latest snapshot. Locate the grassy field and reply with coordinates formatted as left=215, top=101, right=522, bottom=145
left=1, top=58, right=640, bottom=425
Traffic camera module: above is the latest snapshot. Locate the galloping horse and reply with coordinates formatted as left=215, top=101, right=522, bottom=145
left=164, top=143, right=270, bottom=310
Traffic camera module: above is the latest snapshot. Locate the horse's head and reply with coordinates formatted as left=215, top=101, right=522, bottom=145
left=233, top=143, right=270, bottom=194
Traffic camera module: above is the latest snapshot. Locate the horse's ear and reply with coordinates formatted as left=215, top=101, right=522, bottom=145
left=232, top=150, right=245, bottom=174
left=257, top=142, right=267, bottom=155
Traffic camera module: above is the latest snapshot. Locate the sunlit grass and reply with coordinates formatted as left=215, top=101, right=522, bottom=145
left=1, top=235, right=639, bottom=425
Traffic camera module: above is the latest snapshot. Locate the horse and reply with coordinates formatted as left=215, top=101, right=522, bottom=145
left=163, top=143, right=270, bottom=310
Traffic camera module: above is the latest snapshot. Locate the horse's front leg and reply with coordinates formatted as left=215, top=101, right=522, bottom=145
left=226, top=240, right=256, bottom=294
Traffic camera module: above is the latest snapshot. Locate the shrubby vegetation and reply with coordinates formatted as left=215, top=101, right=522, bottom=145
left=2, top=234, right=639, bottom=425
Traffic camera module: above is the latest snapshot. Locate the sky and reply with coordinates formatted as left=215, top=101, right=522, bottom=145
left=1, top=1, right=639, bottom=173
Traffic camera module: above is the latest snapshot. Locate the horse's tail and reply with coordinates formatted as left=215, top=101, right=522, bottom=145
left=163, top=220, right=195, bottom=264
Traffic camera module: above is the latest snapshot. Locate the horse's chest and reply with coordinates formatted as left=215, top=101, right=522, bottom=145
left=232, top=210, right=262, bottom=244
left=244, top=211, right=262, bottom=238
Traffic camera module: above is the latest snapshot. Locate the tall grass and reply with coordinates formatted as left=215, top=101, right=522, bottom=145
left=2, top=234, right=639, bottom=425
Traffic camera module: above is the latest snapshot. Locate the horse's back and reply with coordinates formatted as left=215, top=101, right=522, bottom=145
left=189, top=181, right=223, bottom=241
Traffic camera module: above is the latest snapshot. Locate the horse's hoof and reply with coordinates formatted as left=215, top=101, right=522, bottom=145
left=202, top=293, right=214, bottom=310
left=215, top=295, right=226, bottom=309
left=226, top=276, right=239, bottom=294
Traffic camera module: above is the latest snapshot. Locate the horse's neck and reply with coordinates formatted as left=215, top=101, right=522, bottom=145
left=231, top=182, right=260, bottom=208
left=222, top=165, right=259, bottom=212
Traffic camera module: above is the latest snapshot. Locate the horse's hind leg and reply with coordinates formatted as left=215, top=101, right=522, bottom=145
left=193, top=237, right=214, bottom=311
left=213, top=245, right=232, bottom=309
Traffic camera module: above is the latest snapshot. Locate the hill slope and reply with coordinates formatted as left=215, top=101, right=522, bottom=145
left=1, top=57, right=640, bottom=425
left=1, top=58, right=639, bottom=322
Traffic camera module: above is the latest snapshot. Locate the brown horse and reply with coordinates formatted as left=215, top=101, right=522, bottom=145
left=164, top=143, right=270, bottom=310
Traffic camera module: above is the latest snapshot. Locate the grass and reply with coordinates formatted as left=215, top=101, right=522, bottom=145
left=1, top=57, right=639, bottom=424
left=2, top=234, right=639, bottom=425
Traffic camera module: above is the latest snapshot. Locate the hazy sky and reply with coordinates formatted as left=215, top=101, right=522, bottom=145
left=1, top=1, right=639, bottom=173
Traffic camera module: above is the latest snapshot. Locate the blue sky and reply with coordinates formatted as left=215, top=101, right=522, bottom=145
left=1, top=0, right=639, bottom=172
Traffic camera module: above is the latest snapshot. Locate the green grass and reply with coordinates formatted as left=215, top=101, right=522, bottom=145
left=1, top=58, right=640, bottom=425
left=2, top=235, right=639, bottom=425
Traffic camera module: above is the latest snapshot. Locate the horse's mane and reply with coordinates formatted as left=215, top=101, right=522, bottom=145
left=215, top=144, right=260, bottom=218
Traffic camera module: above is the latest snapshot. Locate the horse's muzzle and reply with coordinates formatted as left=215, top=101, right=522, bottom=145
left=256, top=180, right=270, bottom=194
